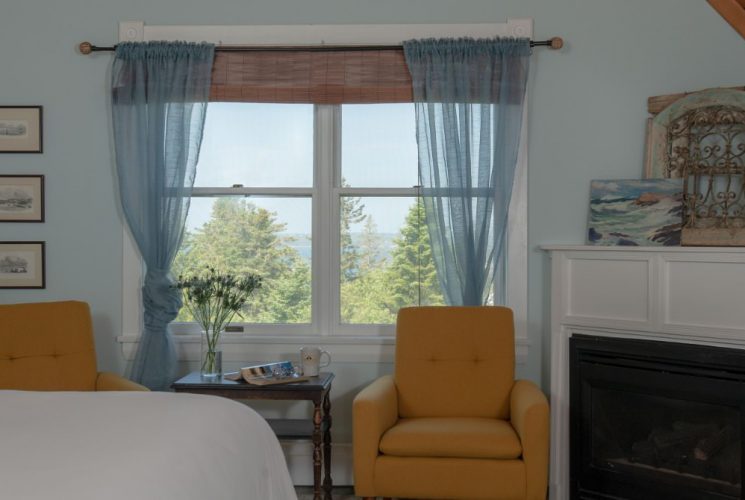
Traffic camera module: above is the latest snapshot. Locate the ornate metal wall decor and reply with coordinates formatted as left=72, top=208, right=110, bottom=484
left=645, top=87, right=745, bottom=246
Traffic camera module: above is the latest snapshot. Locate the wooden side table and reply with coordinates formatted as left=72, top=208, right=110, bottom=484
left=172, top=372, right=334, bottom=500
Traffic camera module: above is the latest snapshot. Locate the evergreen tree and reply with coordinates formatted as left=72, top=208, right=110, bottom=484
left=340, top=269, right=396, bottom=324
left=339, top=182, right=366, bottom=282
left=384, top=201, right=444, bottom=312
left=340, top=200, right=444, bottom=324
left=357, top=215, right=385, bottom=273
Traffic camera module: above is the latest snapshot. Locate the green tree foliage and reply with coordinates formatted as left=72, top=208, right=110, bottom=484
left=357, top=216, right=384, bottom=274
left=173, top=197, right=311, bottom=323
left=384, top=200, right=444, bottom=311
left=174, top=196, right=444, bottom=327
left=339, top=193, right=366, bottom=282
left=340, top=268, right=396, bottom=324
left=340, top=200, right=444, bottom=324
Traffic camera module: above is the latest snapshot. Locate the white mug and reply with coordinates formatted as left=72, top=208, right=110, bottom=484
left=300, top=346, right=331, bottom=377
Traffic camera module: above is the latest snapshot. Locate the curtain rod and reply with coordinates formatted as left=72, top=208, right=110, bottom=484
left=78, top=37, right=563, bottom=55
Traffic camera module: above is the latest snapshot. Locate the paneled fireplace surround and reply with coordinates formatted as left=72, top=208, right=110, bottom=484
left=545, top=246, right=745, bottom=500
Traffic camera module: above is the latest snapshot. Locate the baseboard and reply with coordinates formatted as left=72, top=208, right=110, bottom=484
left=280, top=440, right=353, bottom=486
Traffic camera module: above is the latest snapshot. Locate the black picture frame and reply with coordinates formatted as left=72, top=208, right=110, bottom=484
left=0, top=175, right=44, bottom=222
left=0, top=106, right=43, bottom=153
left=0, top=241, right=45, bottom=289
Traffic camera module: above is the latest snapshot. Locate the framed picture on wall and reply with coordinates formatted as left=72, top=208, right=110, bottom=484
left=0, top=241, right=45, bottom=289
left=0, top=175, right=44, bottom=222
left=0, top=106, right=43, bottom=153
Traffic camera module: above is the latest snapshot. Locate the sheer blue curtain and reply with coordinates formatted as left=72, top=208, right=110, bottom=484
left=403, top=38, right=530, bottom=306
left=111, top=42, right=214, bottom=390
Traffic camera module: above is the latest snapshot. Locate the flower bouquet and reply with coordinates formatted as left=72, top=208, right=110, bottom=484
left=176, top=267, right=262, bottom=377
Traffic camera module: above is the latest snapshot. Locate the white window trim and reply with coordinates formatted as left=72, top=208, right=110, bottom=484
left=118, top=19, right=532, bottom=364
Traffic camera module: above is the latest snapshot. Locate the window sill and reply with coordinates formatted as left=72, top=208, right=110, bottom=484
left=116, top=333, right=530, bottom=364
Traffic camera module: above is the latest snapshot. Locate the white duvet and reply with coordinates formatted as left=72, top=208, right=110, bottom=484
left=0, top=390, right=297, bottom=500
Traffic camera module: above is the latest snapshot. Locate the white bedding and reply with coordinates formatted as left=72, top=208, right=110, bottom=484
left=0, top=391, right=297, bottom=500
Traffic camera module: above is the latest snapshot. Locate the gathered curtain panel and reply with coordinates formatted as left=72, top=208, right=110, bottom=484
left=209, top=49, right=412, bottom=104
left=111, top=41, right=214, bottom=390
left=403, top=38, right=530, bottom=306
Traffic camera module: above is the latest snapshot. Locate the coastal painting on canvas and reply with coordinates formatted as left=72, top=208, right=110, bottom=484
left=588, top=179, right=683, bottom=246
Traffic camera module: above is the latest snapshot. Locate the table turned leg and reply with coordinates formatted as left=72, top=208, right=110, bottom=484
left=313, top=401, right=323, bottom=500
left=323, top=391, right=333, bottom=499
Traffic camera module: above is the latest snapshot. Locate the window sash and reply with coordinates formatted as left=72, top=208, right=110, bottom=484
left=172, top=188, right=318, bottom=336
left=172, top=104, right=420, bottom=336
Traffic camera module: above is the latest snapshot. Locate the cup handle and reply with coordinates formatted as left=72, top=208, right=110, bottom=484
left=320, top=350, right=331, bottom=368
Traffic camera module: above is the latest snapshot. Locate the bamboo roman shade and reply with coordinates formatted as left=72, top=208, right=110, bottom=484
left=209, top=49, right=413, bottom=104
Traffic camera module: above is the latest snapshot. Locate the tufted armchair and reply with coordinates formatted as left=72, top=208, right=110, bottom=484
left=0, top=301, right=147, bottom=391
left=353, top=306, right=549, bottom=500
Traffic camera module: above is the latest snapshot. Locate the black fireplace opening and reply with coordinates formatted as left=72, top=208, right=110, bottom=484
left=571, top=335, right=745, bottom=500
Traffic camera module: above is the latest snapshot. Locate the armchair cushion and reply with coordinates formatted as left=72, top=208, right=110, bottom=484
left=380, top=417, right=522, bottom=459
left=395, top=307, right=515, bottom=419
left=0, top=301, right=97, bottom=391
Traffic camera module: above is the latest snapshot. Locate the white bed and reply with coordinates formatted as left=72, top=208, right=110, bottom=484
left=0, top=390, right=297, bottom=500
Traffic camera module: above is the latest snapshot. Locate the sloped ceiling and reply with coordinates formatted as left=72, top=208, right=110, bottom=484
left=709, top=0, right=745, bottom=39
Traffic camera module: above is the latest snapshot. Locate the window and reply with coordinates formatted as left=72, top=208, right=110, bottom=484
left=171, top=102, right=441, bottom=336
left=119, top=22, right=529, bottom=347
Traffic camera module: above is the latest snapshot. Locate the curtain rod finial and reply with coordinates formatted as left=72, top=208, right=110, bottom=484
left=550, top=37, right=564, bottom=50
left=79, top=42, right=93, bottom=55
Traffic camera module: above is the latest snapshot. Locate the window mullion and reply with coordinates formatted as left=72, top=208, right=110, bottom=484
left=191, top=187, right=314, bottom=197
left=330, top=105, right=342, bottom=336
left=337, top=187, right=420, bottom=197
left=313, top=105, right=338, bottom=337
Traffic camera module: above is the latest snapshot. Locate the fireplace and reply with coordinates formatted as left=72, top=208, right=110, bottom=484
left=571, top=335, right=745, bottom=500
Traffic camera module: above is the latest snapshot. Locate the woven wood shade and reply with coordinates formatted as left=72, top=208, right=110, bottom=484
left=210, top=49, right=413, bottom=104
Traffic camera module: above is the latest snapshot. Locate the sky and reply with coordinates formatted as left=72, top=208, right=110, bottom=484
left=186, top=102, right=420, bottom=235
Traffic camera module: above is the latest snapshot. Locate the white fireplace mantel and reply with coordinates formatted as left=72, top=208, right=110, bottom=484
left=543, top=245, right=745, bottom=500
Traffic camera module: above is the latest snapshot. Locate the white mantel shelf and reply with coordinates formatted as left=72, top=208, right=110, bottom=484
left=542, top=244, right=745, bottom=252
left=542, top=245, right=745, bottom=500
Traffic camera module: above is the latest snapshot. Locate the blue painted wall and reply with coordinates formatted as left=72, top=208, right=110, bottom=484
left=2, top=0, right=743, bottom=389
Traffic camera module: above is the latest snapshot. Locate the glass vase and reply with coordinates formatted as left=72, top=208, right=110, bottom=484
left=200, top=328, right=223, bottom=378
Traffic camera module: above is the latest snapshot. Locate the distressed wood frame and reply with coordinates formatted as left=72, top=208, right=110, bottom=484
left=645, top=87, right=745, bottom=246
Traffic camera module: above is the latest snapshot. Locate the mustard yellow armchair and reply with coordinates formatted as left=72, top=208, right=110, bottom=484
left=0, top=301, right=147, bottom=391
left=353, top=306, right=549, bottom=500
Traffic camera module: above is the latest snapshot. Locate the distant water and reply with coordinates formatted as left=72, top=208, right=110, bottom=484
left=283, top=233, right=398, bottom=263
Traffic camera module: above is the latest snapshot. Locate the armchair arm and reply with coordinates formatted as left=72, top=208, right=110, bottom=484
left=95, top=372, right=149, bottom=391
left=353, top=374, right=398, bottom=497
left=510, top=379, right=549, bottom=500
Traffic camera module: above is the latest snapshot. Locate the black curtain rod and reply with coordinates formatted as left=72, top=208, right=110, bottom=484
left=78, top=37, right=563, bottom=55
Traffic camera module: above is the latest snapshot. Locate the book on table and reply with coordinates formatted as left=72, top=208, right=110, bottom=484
left=224, top=361, right=311, bottom=385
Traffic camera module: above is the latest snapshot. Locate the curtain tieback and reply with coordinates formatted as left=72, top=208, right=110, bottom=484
left=142, top=269, right=182, bottom=330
